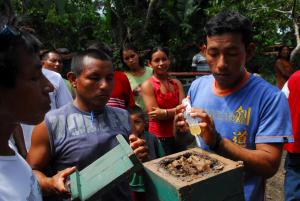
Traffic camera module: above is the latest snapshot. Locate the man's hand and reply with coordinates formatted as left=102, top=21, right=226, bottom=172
left=129, top=134, right=149, bottom=162
left=47, top=167, right=76, bottom=197
left=190, top=108, right=219, bottom=147
left=174, top=105, right=219, bottom=148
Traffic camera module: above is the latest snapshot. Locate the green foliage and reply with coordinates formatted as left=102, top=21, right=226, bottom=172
left=9, top=0, right=111, bottom=50
left=2, top=0, right=299, bottom=77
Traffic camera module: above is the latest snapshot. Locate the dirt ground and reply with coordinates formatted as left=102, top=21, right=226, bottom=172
left=266, top=152, right=286, bottom=201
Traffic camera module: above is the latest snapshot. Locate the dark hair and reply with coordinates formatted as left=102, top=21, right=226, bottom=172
left=87, top=42, right=113, bottom=58
left=277, top=45, right=290, bottom=60
left=128, top=105, right=146, bottom=121
left=120, top=43, right=144, bottom=71
left=204, top=11, right=253, bottom=47
left=0, top=25, right=42, bottom=88
left=148, top=46, right=169, bottom=61
left=40, top=49, right=61, bottom=61
left=71, top=49, right=112, bottom=76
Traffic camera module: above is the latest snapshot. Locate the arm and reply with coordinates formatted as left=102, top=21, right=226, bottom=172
left=141, top=80, right=162, bottom=120
left=141, top=79, right=184, bottom=121
left=26, top=122, right=75, bottom=196
left=175, top=107, right=282, bottom=178
left=194, top=109, right=282, bottom=178
left=217, top=139, right=282, bottom=178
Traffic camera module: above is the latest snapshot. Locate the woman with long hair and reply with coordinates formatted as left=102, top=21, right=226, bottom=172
left=141, top=47, right=185, bottom=155
left=121, top=44, right=153, bottom=111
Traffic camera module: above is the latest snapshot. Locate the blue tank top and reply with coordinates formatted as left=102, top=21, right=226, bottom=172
left=45, top=103, right=132, bottom=201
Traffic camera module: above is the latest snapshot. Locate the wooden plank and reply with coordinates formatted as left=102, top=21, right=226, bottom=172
left=69, top=134, right=142, bottom=201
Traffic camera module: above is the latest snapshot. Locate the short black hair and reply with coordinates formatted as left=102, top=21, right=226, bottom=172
left=204, top=11, right=253, bottom=47
left=71, top=49, right=112, bottom=76
left=120, top=43, right=144, bottom=71
left=0, top=25, right=42, bottom=88
left=40, top=49, right=61, bottom=61
left=128, top=105, right=146, bottom=121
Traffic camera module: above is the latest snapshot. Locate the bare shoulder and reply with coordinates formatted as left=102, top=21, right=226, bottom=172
left=141, top=78, right=153, bottom=90
left=172, top=78, right=183, bottom=87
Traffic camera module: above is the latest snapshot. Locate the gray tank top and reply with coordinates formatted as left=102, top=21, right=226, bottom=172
left=45, top=103, right=132, bottom=201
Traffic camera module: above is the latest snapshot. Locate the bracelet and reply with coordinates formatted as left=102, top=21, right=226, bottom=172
left=209, top=131, right=222, bottom=151
left=165, top=109, right=168, bottom=118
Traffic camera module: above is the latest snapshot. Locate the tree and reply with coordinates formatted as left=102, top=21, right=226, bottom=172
left=1, top=0, right=299, bottom=74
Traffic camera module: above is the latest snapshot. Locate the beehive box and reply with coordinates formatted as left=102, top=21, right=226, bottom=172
left=143, top=148, right=245, bottom=201
left=69, top=135, right=142, bottom=201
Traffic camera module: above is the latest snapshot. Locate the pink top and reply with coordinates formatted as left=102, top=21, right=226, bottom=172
left=148, top=76, right=180, bottom=138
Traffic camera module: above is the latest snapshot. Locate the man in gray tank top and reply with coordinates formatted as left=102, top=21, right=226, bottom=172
left=27, top=49, right=148, bottom=201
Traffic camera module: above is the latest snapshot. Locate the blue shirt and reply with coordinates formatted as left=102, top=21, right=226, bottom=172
left=188, top=74, right=293, bottom=201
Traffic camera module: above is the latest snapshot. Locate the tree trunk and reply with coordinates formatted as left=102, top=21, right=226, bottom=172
left=144, top=0, right=157, bottom=30
left=290, top=20, right=300, bottom=63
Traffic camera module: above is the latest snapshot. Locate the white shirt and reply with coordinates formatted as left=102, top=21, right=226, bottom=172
left=0, top=152, right=43, bottom=201
left=42, top=68, right=73, bottom=110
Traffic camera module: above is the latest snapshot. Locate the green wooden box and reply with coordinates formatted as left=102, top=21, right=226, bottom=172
left=143, top=148, right=245, bottom=201
left=69, top=135, right=142, bottom=201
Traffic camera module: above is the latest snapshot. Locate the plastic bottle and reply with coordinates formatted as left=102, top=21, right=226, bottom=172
left=182, top=96, right=202, bottom=147
left=182, top=96, right=201, bottom=136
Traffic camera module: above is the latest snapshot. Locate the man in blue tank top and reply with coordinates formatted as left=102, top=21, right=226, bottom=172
left=27, top=49, right=148, bottom=201
left=175, top=11, right=293, bottom=201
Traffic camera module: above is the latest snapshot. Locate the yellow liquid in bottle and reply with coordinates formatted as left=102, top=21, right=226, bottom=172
left=189, top=124, right=201, bottom=136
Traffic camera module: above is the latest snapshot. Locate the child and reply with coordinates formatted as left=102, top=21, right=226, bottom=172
left=128, top=105, right=165, bottom=201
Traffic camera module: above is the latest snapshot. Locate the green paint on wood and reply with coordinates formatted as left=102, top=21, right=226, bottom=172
left=69, top=135, right=141, bottom=201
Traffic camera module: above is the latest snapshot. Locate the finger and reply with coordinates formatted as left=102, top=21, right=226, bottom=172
left=129, top=134, right=138, bottom=143
left=133, top=145, right=148, bottom=155
left=190, top=111, right=210, bottom=122
left=56, top=167, right=76, bottom=193
left=130, top=138, right=145, bottom=149
left=151, top=107, right=158, bottom=110
left=176, top=104, right=186, bottom=110
left=174, top=112, right=185, bottom=122
left=199, top=121, right=208, bottom=128
left=134, top=146, right=149, bottom=161
left=61, top=167, right=76, bottom=178
left=148, top=111, right=155, bottom=115
left=191, top=108, right=204, bottom=113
